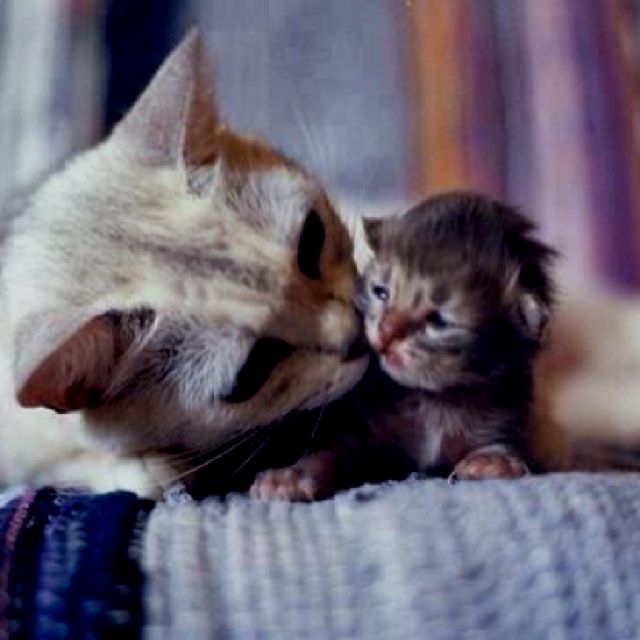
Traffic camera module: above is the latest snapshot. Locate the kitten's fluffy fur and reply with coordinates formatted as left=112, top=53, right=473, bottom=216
left=0, top=32, right=367, bottom=497
left=360, top=192, right=554, bottom=477
left=252, top=192, right=555, bottom=499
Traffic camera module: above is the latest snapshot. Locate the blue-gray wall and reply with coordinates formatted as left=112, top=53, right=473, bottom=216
left=199, top=0, right=414, bottom=201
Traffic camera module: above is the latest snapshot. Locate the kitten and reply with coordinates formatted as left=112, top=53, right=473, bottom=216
left=252, top=191, right=555, bottom=499
left=0, top=31, right=368, bottom=498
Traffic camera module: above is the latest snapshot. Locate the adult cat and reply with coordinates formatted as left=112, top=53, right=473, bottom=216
left=0, top=31, right=367, bottom=497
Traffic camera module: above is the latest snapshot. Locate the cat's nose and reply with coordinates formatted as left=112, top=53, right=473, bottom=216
left=378, top=309, right=410, bottom=351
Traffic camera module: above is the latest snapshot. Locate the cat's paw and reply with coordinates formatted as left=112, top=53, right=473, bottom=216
left=449, top=449, right=529, bottom=482
left=250, top=455, right=335, bottom=502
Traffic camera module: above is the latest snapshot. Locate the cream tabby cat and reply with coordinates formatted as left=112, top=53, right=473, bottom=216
left=0, top=31, right=367, bottom=497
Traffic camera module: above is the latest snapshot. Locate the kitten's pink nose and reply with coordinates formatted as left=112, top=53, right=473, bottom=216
left=378, top=310, right=411, bottom=351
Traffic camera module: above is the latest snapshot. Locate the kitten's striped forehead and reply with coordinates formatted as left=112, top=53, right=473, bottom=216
left=365, top=257, right=489, bottom=327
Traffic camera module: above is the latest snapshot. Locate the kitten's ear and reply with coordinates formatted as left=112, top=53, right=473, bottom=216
left=507, top=259, right=553, bottom=340
left=14, top=308, right=156, bottom=413
left=112, top=29, right=219, bottom=168
left=513, top=292, right=550, bottom=340
left=362, top=218, right=383, bottom=253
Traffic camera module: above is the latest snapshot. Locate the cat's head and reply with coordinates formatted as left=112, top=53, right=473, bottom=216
left=359, top=192, right=555, bottom=392
left=5, top=31, right=367, bottom=452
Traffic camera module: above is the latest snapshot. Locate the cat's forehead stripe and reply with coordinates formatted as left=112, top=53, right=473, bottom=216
left=108, top=233, right=279, bottom=292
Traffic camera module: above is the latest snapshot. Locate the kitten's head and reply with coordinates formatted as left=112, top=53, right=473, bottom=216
left=359, top=192, right=555, bottom=392
left=5, top=31, right=367, bottom=452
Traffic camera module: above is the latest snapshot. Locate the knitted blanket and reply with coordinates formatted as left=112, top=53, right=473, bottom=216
left=1, top=474, right=640, bottom=639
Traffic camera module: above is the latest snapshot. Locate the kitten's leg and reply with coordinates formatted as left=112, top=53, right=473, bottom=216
left=251, top=433, right=412, bottom=501
left=250, top=449, right=340, bottom=501
left=449, top=444, right=530, bottom=482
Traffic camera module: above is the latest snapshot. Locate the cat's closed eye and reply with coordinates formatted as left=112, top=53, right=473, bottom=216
left=297, top=209, right=325, bottom=279
left=222, top=337, right=294, bottom=403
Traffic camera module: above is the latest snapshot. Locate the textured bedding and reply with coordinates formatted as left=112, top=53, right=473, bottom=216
left=1, top=474, right=640, bottom=639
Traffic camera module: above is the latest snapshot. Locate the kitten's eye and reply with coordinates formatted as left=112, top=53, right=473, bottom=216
left=425, top=311, right=449, bottom=331
left=297, top=209, right=325, bottom=279
left=371, top=284, right=389, bottom=301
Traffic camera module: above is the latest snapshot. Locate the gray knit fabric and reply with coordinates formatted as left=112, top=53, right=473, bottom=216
left=143, top=473, right=640, bottom=640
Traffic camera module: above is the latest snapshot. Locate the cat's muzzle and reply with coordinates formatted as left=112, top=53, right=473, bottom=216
left=341, top=322, right=368, bottom=361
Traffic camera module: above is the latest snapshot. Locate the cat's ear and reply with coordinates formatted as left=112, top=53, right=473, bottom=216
left=362, top=218, right=383, bottom=253
left=112, top=29, right=219, bottom=169
left=14, top=308, right=156, bottom=413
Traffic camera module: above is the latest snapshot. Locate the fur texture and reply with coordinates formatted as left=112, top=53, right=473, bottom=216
left=0, top=32, right=367, bottom=497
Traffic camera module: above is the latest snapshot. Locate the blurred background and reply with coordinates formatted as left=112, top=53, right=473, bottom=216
left=2, top=0, right=640, bottom=293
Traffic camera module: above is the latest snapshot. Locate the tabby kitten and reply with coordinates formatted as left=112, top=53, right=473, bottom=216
left=0, top=31, right=367, bottom=497
left=252, top=192, right=555, bottom=499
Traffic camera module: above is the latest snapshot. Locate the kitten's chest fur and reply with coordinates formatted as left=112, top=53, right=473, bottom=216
left=364, top=371, right=528, bottom=473
left=375, top=392, right=474, bottom=470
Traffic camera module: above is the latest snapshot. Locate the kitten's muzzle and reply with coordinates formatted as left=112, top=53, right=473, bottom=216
left=377, top=309, right=413, bottom=352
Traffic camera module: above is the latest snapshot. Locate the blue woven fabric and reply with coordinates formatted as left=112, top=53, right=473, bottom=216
left=1, top=489, right=150, bottom=640
left=3, top=474, right=640, bottom=639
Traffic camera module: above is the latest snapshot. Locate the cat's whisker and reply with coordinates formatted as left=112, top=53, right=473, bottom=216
left=355, top=155, right=386, bottom=207
left=322, top=122, right=339, bottom=186
left=290, top=90, right=339, bottom=187
left=228, top=423, right=279, bottom=481
left=291, top=96, right=325, bottom=177
left=303, top=404, right=327, bottom=457
left=161, top=439, right=246, bottom=467
left=160, top=426, right=265, bottom=464
left=161, top=426, right=273, bottom=485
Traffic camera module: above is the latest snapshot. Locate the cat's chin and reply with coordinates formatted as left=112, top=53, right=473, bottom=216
left=298, top=351, right=369, bottom=411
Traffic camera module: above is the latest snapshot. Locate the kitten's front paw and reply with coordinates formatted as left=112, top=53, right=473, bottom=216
left=450, top=449, right=529, bottom=482
left=250, top=455, right=335, bottom=502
